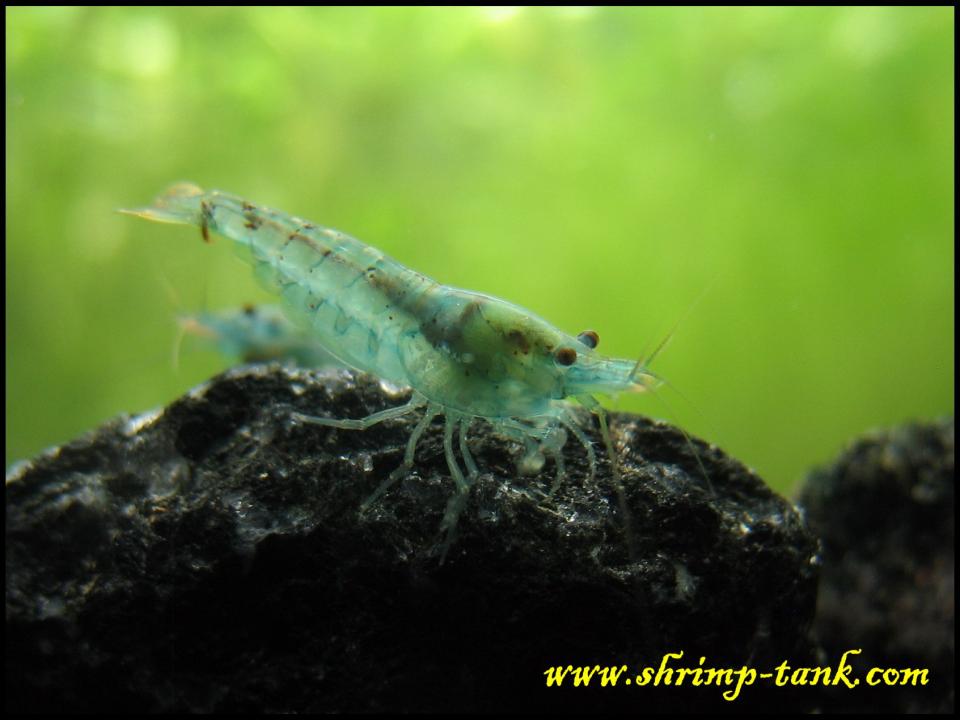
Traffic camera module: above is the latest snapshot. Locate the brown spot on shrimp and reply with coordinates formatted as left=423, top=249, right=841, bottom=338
left=287, top=231, right=330, bottom=256
left=200, top=200, right=213, bottom=243
left=506, top=328, right=531, bottom=354
left=416, top=300, right=479, bottom=353
left=243, top=207, right=263, bottom=231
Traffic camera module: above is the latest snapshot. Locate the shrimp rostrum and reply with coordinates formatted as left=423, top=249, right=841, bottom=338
left=121, top=183, right=662, bottom=556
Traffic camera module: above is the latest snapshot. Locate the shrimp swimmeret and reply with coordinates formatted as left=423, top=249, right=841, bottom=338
left=121, top=183, right=673, bottom=557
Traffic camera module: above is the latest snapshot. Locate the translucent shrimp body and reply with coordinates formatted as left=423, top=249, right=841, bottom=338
left=121, top=183, right=660, bottom=557
left=180, top=304, right=344, bottom=369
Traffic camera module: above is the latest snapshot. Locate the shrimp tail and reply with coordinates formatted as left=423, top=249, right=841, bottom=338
left=118, top=182, right=207, bottom=228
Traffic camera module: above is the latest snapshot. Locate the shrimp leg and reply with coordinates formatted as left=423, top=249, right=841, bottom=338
left=560, top=413, right=597, bottom=486
left=359, top=403, right=440, bottom=513
left=544, top=444, right=566, bottom=497
left=458, top=418, right=479, bottom=482
left=291, top=394, right=426, bottom=430
left=439, top=414, right=470, bottom=563
left=442, top=414, right=469, bottom=493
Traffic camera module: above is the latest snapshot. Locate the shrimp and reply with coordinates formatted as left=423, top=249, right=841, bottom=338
left=179, top=304, right=579, bottom=492
left=179, top=304, right=345, bottom=369
left=120, top=183, right=679, bottom=560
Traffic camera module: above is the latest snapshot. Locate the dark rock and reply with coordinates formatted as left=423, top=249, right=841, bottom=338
left=800, top=417, right=954, bottom=713
left=6, top=365, right=817, bottom=712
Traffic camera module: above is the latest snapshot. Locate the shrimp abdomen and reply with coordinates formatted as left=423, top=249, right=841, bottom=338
left=122, top=184, right=434, bottom=384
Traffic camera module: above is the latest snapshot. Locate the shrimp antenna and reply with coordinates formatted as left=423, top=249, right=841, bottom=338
left=200, top=273, right=209, bottom=314
left=171, top=323, right=188, bottom=373
left=155, top=270, right=187, bottom=372
left=627, top=273, right=722, bottom=493
left=155, top=270, right=210, bottom=373
left=597, top=406, right=639, bottom=561
left=628, top=273, right=721, bottom=383
left=628, top=322, right=675, bottom=383
left=577, top=394, right=639, bottom=564
left=644, top=377, right=716, bottom=497
left=156, top=268, right=183, bottom=311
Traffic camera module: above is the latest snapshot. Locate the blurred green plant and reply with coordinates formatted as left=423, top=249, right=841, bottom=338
left=6, top=7, right=953, bottom=493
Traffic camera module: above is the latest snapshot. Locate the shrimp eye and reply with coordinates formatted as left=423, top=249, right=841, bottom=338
left=577, top=330, right=599, bottom=349
left=555, top=347, right=577, bottom=366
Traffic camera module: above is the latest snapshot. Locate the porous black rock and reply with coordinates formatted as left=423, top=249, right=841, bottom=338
left=6, top=365, right=817, bottom=712
left=800, top=417, right=954, bottom=713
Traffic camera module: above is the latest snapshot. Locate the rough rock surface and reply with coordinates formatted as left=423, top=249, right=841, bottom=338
left=800, top=417, right=954, bottom=713
left=7, top=365, right=818, bottom=712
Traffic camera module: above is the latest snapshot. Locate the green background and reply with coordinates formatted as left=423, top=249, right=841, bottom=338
left=6, top=7, right=954, bottom=494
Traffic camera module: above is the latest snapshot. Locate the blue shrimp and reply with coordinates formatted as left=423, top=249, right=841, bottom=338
left=121, top=183, right=667, bottom=558
left=181, top=305, right=572, bottom=486
left=179, top=304, right=344, bottom=369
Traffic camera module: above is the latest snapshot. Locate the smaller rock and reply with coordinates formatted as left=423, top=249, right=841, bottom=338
left=800, top=417, right=954, bottom=713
